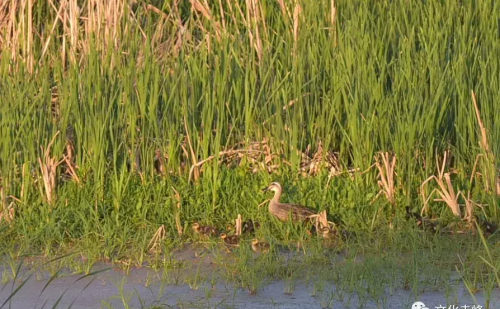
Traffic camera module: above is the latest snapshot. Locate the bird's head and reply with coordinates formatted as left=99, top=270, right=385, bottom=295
left=262, top=182, right=282, bottom=194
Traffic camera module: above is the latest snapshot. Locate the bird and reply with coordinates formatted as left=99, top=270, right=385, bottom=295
left=317, top=226, right=340, bottom=249
left=262, top=182, right=317, bottom=222
left=478, top=217, right=497, bottom=237
left=405, top=207, right=438, bottom=232
left=192, top=223, right=218, bottom=237
left=405, top=206, right=424, bottom=227
left=318, top=226, right=336, bottom=239
left=405, top=206, right=422, bottom=222
left=251, top=239, right=270, bottom=253
left=220, top=233, right=240, bottom=246
left=242, top=220, right=261, bottom=234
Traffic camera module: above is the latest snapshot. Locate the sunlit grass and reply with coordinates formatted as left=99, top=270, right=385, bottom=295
left=0, top=0, right=500, bottom=307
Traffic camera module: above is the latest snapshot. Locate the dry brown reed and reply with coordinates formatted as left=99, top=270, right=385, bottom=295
left=471, top=90, right=499, bottom=196
left=375, top=152, right=396, bottom=205
left=235, top=214, right=242, bottom=236
left=421, top=151, right=461, bottom=217
left=38, top=131, right=64, bottom=207
left=1, top=0, right=140, bottom=68
left=0, top=187, right=15, bottom=224
left=171, top=186, right=183, bottom=236
left=148, top=224, right=166, bottom=253
left=245, top=0, right=264, bottom=62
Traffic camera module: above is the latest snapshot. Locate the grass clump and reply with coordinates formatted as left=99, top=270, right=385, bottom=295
left=0, top=0, right=500, bottom=307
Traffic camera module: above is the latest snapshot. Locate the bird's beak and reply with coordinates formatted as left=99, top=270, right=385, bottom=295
left=261, top=186, right=269, bottom=192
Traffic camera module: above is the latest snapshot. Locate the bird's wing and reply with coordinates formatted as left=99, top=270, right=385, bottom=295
left=289, top=204, right=317, bottom=219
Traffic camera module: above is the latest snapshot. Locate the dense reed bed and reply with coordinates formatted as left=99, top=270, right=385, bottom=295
left=0, top=0, right=499, bottom=258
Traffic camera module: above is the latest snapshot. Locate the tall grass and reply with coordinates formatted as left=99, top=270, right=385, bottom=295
left=0, top=0, right=499, bottom=255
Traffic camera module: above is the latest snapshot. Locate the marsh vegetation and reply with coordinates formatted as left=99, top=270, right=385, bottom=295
left=1, top=0, right=500, bottom=308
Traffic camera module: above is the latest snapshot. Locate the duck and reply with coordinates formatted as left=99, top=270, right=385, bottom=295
left=405, top=206, right=424, bottom=226
left=405, top=207, right=439, bottom=232
left=242, top=220, right=261, bottom=234
left=192, top=222, right=218, bottom=237
left=220, top=233, right=240, bottom=246
left=478, top=217, right=497, bottom=237
left=318, top=226, right=339, bottom=249
left=318, top=226, right=337, bottom=239
left=251, top=238, right=270, bottom=253
left=262, top=182, right=317, bottom=222
left=405, top=206, right=422, bottom=220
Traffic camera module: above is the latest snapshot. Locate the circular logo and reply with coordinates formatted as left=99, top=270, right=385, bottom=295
left=412, top=302, right=429, bottom=309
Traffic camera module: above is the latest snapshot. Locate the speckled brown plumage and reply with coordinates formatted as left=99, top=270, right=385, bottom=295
left=251, top=239, right=270, bottom=253
left=262, top=182, right=317, bottom=222
left=220, top=233, right=240, bottom=246
left=192, top=222, right=218, bottom=237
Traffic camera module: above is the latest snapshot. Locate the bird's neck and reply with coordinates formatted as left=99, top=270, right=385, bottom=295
left=271, top=190, right=281, bottom=202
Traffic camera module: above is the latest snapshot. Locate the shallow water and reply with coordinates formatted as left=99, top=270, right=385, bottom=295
left=1, top=264, right=499, bottom=309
